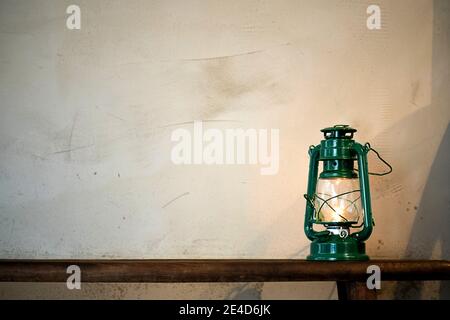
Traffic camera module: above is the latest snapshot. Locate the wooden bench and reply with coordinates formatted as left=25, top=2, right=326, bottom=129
left=1, top=259, right=449, bottom=299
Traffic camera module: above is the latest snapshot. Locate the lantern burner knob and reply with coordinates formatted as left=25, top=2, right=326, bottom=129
left=327, top=226, right=350, bottom=238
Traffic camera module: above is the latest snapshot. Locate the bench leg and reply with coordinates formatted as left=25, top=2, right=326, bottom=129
left=337, top=281, right=378, bottom=300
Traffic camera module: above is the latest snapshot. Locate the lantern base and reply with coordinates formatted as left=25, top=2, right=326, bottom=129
left=307, top=236, right=369, bottom=261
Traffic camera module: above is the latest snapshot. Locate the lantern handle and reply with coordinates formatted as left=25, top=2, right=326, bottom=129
left=355, top=143, right=393, bottom=176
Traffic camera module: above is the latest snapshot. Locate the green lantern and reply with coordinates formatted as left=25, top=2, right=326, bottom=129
left=304, top=125, right=392, bottom=261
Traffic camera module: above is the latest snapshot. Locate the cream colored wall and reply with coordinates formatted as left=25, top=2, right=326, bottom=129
left=0, top=0, right=448, bottom=299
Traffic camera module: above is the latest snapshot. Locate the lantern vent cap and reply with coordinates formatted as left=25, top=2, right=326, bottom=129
left=321, top=124, right=357, bottom=139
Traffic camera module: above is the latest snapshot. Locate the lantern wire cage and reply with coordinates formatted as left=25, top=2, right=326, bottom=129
left=305, top=190, right=363, bottom=227
left=313, top=190, right=362, bottom=223
left=303, top=144, right=392, bottom=228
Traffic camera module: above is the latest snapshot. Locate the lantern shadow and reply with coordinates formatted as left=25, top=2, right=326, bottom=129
left=392, top=0, right=450, bottom=299
left=394, top=123, right=449, bottom=299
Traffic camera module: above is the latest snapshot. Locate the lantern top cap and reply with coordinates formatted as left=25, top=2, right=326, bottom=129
left=320, top=124, right=357, bottom=139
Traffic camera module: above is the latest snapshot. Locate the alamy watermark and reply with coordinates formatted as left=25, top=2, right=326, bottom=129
left=66, top=5, right=81, bottom=30
left=65, top=5, right=380, bottom=31
left=170, top=121, right=279, bottom=175
left=66, top=264, right=81, bottom=290
left=367, top=4, right=381, bottom=30
left=367, top=264, right=381, bottom=290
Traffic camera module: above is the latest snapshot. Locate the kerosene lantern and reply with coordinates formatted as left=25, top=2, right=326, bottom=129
left=303, top=125, right=391, bottom=261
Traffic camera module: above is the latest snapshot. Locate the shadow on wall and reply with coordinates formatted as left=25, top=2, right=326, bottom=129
left=395, top=0, right=450, bottom=299
left=404, top=123, right=449, bottom=262
left=395, top=124, right=450, bottom=299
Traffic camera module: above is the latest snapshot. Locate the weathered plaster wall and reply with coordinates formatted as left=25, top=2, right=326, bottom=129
left=0, top=0, right=448, bottom=299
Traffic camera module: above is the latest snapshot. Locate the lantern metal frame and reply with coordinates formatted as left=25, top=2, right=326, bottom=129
left=303, top=125, right=391, bottom=261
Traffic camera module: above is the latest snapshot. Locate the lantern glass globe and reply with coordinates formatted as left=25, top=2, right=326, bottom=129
left=314, top=177, right=363, bottom=224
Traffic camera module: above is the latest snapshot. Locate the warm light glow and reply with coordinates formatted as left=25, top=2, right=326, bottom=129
left=314, top=177, right=363, bottom=223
